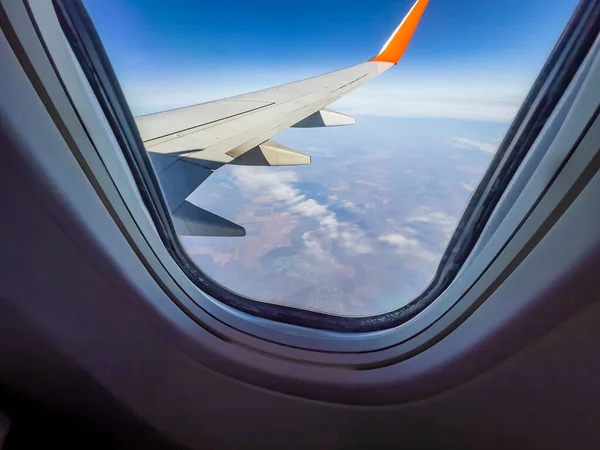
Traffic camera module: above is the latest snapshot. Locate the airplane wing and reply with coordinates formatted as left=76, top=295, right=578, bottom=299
left=135, top=0, right=429, bottom=237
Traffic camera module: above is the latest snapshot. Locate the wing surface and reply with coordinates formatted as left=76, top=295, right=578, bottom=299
left=135, top=0, right=429, bottom=236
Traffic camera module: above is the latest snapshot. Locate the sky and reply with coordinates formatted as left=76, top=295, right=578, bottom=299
left=84, top=0, right=579, bottom=316
left=84, top=0, right=578, bottom=120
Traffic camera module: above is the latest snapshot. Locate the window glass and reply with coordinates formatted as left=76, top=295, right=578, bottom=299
left=84, top=0, right=578, bottom=316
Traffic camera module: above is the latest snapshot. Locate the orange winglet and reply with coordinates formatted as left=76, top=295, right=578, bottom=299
left=370, top=0, right=429, bottom=64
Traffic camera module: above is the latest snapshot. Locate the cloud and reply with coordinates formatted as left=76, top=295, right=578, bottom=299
left=290, top=199, right=328, bottom=217
left=339, top=199, right=361, bottom=213
left=232, top=167, right=457, bottom=272
left=231, top=167, right=374, bottom=256
left=406, top=207, right=458, bottom=238
left=300, top=231, right=336, bottom=262
left=378, top=233, right=439, bottom=263
left=379, top=233, right=417, bottom=247
left=233, top=169, right=299, bottom=198
left=451, top=137, right=497, bottom=154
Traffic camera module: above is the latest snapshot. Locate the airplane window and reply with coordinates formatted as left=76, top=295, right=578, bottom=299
left=82, top=0, right=579, bottom=318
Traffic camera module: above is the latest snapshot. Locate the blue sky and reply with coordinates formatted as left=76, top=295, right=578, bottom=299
left=84, top=0, right=578, bottom=120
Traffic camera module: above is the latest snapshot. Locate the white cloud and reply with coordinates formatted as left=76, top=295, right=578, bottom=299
left=233, top=168, right=297, bottom=192
left=339, top=199, right=361, bottom=213
left=301, top=232, right=331, bottom=261
left=406, top=207, right=458, bottom=238
left=234, top=168, right=461, bottom=265
left=378, top=233, right=439, bottom=263
left=451, top=137, right=497, bottom=154
left=231, top=167, right=374, bottom=256
left=290, top=199, right=328, bottom=217
left=379, top=233, right=417, bottom=247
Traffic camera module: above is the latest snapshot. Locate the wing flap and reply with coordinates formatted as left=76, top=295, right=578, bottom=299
left=150, top=153, right=246, bottom=237
left=151, top=155, right=214, bottom=212
left=292, top=108, right=355, bottom=128
left=227, top=140, right=310, bottom=166
left=172, top=201, right=246, bottom=237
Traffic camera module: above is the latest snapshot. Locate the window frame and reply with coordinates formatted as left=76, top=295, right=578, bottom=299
left=56, top=0, right=600, bottom=331
left=6, top=0, right=600, bottom=359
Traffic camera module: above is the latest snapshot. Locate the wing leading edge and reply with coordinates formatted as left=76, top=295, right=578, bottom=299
left=136, top=0, right=429, bottom=237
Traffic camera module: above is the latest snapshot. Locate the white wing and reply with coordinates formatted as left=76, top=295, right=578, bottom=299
left=135, top=0, right=429, bottom=237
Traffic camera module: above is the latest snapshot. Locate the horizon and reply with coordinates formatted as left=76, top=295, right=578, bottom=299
left=85, top=0, right=577, bottom=121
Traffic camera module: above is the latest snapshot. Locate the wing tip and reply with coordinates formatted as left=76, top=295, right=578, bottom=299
left=370, top=0, right=429, bottom=65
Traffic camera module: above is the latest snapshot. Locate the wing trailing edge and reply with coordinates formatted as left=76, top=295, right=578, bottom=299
left=227, top=140, right=310, bottom=166
left=149, top=153, right=247, bottom=237
left=292, top=108, right=355, bottom=128
left=172, top=201, right=246, bottom=237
